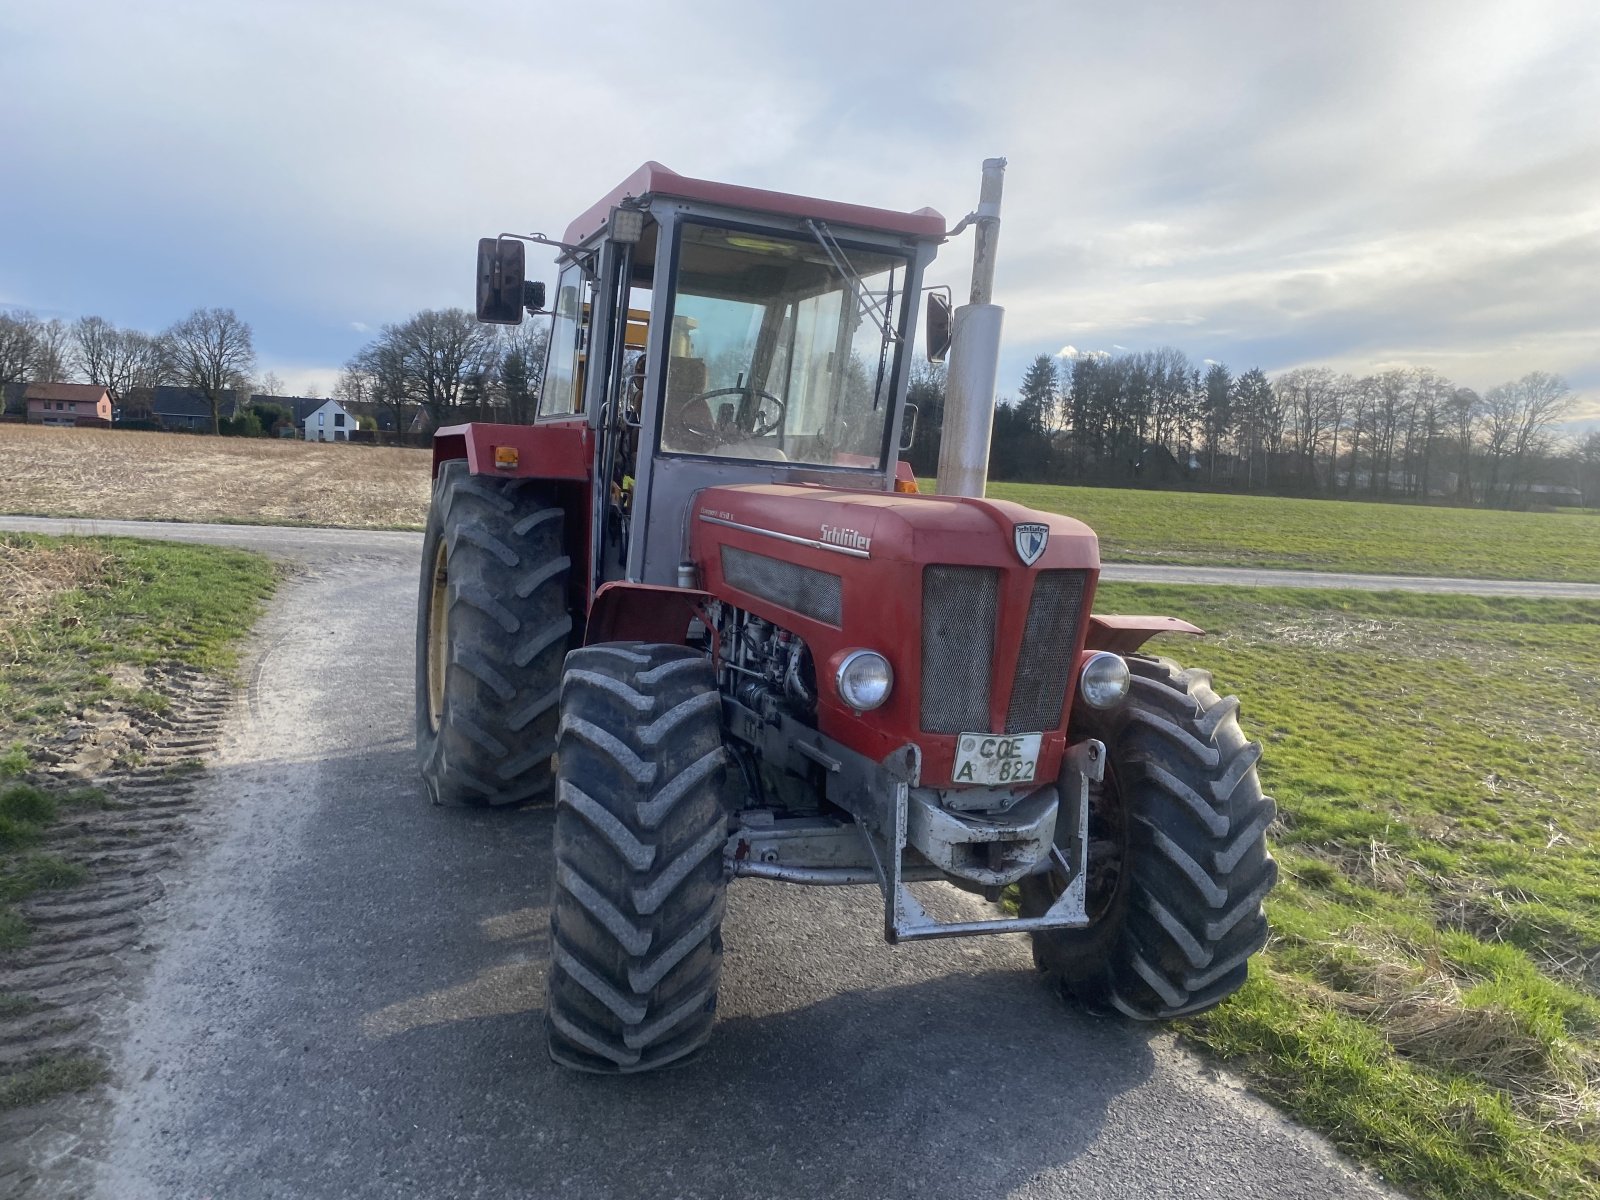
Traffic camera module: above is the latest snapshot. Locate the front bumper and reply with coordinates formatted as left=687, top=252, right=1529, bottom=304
left=722, top=697, right=1102, bottom=942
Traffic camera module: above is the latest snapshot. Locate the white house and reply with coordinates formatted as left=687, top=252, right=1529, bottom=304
left=303, top=399, right=356, bottom=442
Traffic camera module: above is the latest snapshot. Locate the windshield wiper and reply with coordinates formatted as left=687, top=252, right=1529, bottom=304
left=805, top=219, right=901, bottom=345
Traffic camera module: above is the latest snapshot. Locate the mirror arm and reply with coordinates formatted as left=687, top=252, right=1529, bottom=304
left=497, top=231, right=599, bottom=281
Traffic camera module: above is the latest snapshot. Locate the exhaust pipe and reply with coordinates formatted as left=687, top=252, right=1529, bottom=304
left=935, top=157, right=1007, bottom=499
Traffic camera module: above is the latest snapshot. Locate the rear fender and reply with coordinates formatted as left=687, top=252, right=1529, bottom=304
left=1086, top=614, right=1204, bottom=655
left=430, top=420, right=593, bottom=481
left=430, top=420, right=596, bottom=614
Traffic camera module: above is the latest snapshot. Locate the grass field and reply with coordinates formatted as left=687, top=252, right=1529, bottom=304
left=0, top=424, right=430, bottom=528
left=0, top=533, right=276, bottom=1107
left=1101, top=582, right=1600, bottom=1199
left=987, top=482, right=1600, bottom=583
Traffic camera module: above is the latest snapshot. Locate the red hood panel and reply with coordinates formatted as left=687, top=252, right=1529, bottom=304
left=693, top=485, right=1099, bottom=570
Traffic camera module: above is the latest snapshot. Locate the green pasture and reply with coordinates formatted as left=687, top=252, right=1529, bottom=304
left=1098, top=582, right=1600, bottom=1199
left=942, top=481, right=1600, bottom=582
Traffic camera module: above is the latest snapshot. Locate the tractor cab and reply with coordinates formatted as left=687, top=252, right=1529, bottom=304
left=476, top=162, right=947, bottom=592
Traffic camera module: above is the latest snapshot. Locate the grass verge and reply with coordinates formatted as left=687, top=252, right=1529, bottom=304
left=0, top=533, right=275, bottom=1107
left=0, top=533, right=278, bottom=733
left=925, top=479, right=1600, bottom=582
left=1095, top=582, right=1600, bottom=1198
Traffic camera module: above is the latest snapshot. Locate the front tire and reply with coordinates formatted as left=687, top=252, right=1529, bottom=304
left=545, top=643, right=737, bottom=1073
left=414, top=460, right=574, bottom=807
left=1021, top=655, right=1276, bottom=1018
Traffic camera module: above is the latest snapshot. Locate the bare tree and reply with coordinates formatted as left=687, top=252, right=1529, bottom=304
left=343, top=340, right=411, bottom=438
left=1578, top=431, right=1600, bottom=508
left=1369, top=369, right=1410, bottom=495
left=71, top=318, right=169, bottom=407
left=165, top=308, right=255, bottom=433
left=388, top=308, right=494, bottom=430
left=0, top=310, right=41, bottom=400
left=1503, top=371, right=1574, bottom=504
left=1403, top=369, right=1451, bottom=499
left=1445, top=387, right=1480, bottom=501
left=71, top=316, right=118, bottom=385
left=497, top=322, right=548, bottom=424
left=32, top=319, right=71, bottom=382
left=257, top=370, right=287, bottom=397
left=1479, top=384, right=1522, bottom=505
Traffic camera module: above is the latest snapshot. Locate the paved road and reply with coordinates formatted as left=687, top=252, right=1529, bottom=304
left=7, top=515, right=1409, bottom=1199
left=6, top=513, right=1599, bottom=598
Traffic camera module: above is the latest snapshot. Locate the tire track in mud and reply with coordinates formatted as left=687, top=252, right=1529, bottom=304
left=0, top=666, right=236, bottom=1194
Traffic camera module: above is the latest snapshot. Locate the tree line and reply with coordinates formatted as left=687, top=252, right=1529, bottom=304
left=335, top=311, right=548, bottom=438
left=907, top=350, right=1595, bottom=510
left=1, top=306, right=261, bottom=434
left=1, top=304, right=546, bottom=440
left=7, top=303, right=1591, bottom=506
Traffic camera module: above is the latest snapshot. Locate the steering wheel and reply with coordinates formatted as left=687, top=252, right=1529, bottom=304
left=674, top=386, right=786, bottom=444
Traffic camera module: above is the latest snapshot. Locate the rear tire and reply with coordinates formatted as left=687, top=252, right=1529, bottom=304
left=1021, top=655, right=1276, bottom=1018
left=545, top=643, right=736, bottom=1073
left=414, top=460, right=574, bottom=808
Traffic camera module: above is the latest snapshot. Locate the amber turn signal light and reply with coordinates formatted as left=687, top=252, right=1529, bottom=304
left=493, top=445, right=519, bottom=471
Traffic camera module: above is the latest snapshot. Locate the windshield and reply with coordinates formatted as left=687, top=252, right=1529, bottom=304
left=659, top=221, right=907, bottom=468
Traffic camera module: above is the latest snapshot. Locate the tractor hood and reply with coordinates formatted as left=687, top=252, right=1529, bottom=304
left=690, top=484, right=1099, bottom=572
left=688, top=483, right=1101, bottom=786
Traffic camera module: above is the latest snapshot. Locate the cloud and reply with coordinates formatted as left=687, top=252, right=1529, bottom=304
left=0, top=0, right=1595, bottom=399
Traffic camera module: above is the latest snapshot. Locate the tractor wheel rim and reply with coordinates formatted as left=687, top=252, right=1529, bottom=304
left=426, top=540, right=448, bottom=733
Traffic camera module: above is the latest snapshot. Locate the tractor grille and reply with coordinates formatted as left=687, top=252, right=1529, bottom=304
left=720, top=546, right=843, bottom=626
left=920, top=565, right=999, bottom=733
left=1006, top=570, right=1089, bottom=733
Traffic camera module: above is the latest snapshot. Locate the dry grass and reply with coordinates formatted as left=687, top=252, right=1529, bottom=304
left=0, top=540, right=110, bottom=653
left=0, top=425, right=430, bottom=529
left=1302, top=931, right=1600, bottom=1137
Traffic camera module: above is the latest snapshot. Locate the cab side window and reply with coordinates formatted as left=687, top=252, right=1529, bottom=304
left=538, top=265, right=587, bottom=419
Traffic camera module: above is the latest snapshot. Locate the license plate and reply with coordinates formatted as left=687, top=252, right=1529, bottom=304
left=951, top=732, right=1042, bottom=786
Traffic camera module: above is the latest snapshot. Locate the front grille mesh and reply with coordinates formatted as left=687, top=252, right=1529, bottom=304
left=1005, top=570, right=1089, bottom=733
left=920, top=566, right=998, bottom=733
left=720, top=546, right=843, bottom=626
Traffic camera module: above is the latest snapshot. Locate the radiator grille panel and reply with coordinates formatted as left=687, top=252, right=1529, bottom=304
left=720, top=546, right=843, bottom=626
left=1006, top=570, right=1089, bottom=733
left=920, top=566, right=998, bottom=733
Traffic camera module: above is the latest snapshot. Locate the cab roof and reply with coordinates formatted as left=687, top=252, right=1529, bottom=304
left=563, top=161, right=948, bottom=246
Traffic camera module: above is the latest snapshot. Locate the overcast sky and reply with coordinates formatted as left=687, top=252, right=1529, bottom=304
left=3, top=0, right=1596, bottom=423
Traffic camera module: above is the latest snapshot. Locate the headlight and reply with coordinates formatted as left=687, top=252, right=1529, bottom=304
left=836, top=650, right=893, bottom=712
left=1079, top=651, right=1130, bottom=709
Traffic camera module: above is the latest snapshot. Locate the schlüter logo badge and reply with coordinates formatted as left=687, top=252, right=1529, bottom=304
left=1013, top=523, right=1049, bottom=566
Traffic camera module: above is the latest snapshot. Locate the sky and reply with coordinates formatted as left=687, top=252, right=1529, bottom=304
left=2, top=0, right=1597, bottom=426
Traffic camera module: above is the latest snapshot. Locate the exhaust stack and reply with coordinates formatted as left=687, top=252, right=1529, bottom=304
left=935, top=157, right=1007, bottom=499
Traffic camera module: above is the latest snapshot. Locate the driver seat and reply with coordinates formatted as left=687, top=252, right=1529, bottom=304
left=665, top=357, right=713, bottom=452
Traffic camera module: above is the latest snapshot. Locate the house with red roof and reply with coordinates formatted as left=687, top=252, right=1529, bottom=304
left=23, top=383, right=113, bottom=428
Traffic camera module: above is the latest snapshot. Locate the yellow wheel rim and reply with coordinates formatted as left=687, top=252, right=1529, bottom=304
left=426, top=540, right=449, bottom=733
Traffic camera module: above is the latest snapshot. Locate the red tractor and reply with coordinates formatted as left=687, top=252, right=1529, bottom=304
left=416, top=162, right=1276, bottom=1073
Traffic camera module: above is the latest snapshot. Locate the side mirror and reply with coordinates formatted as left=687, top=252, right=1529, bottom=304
left=476, top=237, right=526, bottom=325
left=925, top=290, right=952, bottom=364
left=899, top=402, right=919, bottom=452
left=523, top=280, right=547, bottom=313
